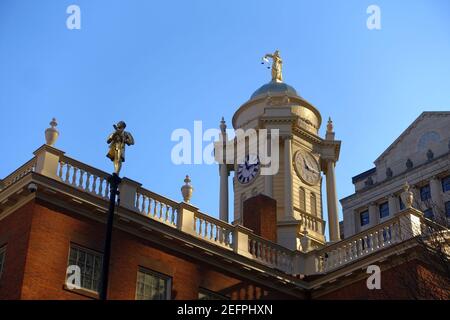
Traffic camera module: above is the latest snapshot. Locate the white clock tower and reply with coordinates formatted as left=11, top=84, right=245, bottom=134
left=216, top=52, right=341, bottom=251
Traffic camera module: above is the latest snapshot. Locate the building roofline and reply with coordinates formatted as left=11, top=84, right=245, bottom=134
left=351, top=167, right=376, bottom=184
left=374, top=111, right=450, bottom=164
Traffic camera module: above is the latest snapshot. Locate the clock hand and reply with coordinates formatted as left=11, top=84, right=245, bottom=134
left=303, top=159, right=310, bottom=170
left=305, top=157, right=319, bottom=174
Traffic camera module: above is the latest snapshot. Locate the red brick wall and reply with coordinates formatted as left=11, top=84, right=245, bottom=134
left=107, top=228, right=287, bottom=299
left=318, top=260, right=449, bottom=300
left=20, top=200, right=106, bottom=300
left=243, top=195, right=277, bottom=242
left=4, top=200, right=292, bottom=300
left=2, top=200, right=447, bottom=300
left=0, top=201, right=34, bottom=299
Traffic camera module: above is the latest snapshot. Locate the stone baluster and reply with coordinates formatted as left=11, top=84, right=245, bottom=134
left=98, top=177, right=104, bottom=197
left=78, top=169, right=84, bottom=188
left=71, top=167, right=77, bottom=186
left=373, top=231, right=379, bottom=250
left=92, top=175, right=97, bottom=195
left=58, top=161, right=64, bottom=179
left=85, top=172, right=91, bottom=191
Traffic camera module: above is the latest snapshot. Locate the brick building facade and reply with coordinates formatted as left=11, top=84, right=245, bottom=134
left=0, top=143, right=448, bottom=300
left=0, top=65, right=448, bottom=299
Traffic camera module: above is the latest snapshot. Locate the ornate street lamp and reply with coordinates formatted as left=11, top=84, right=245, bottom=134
left=100, top=121, right=134, bottom=300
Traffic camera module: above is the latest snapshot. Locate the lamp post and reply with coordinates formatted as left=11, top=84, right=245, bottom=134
left=99, top=173, right=121, bottom=301
left=99, top=121, right=134, bottom=300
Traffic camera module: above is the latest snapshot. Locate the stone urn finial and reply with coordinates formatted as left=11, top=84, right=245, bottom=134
left=401, top=181, right=414, bottom=209
left=45, top=118, right=59, bottom=146
left=181, top=175, right=193, bottom=203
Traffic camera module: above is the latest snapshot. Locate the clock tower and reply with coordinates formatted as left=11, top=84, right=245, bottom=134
left=216, top=52, right=341, bottom=251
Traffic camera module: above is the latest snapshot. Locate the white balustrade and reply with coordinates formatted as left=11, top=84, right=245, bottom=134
left=299, top=212, right=323, bottom=234
left=1, top=158, right=36, bottom=189
left=315, top=210, right=438, bottom=273
left=248, top=234, right=294, bottom=274
left=5, top=153, right=445, bottom=279
left=58, top=156, right=111, bottom=199
left=135, top=189, right=178, bottom=227
left=194, top=212, right=233, bottom=249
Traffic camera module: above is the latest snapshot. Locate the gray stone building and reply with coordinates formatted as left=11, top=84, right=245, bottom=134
left=341, top=112, right=450, bottom=238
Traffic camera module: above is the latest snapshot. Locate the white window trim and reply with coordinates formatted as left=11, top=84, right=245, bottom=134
left=66, top=243, right=103, bottom=294
left=135, top=267, right=172, bottom=300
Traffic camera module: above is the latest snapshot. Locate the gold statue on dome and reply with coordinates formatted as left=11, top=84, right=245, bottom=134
left=106, top=121, right=135, bottom=175
left=263, top=50, right=283, bottom=82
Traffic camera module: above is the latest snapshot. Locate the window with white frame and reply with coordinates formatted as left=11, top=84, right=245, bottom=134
left=67, top=244, right=103, bottom=292
left=135, top=268, right=171, bottom=300
left=0, top=245, right=6, bottom=279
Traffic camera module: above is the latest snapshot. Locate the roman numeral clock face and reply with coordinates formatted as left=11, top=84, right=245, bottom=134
left=237, top=155, right=260, bottom=184
left=294, top=150, right=321, bottom=185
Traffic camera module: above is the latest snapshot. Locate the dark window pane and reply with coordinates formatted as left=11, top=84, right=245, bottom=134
left=420, top=185, right=431, bottom=201
left=379, top=202, right=389, bottom=219
left=445, top=201, right=450, bottom=218
left=360, top=210, right=370, bottom=226
left=423, top=208, right=434, bottom=219
left=442, top=176, right=450, bottom=193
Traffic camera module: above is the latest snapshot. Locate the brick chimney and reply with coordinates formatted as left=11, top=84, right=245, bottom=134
left=242, top=194, right=277, bottom=242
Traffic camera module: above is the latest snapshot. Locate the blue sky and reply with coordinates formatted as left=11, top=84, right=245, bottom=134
left=1, top=0, right=449, bottom=237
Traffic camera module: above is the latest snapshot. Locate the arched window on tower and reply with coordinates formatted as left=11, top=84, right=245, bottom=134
left=299, top=187, right=306, bottom=211
left=310, top=192, right=317, bottom=216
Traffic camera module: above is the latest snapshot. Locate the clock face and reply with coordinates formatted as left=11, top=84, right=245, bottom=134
left=294, top=150, right=321, bottom=186
left=237, top=154, right=260, bottom=185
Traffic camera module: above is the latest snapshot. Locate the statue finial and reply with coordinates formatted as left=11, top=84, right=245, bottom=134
left=45, top=117, right=59, bottom=146
left=401, top=181, right=414, bottom=209
left=106, top=121, right=135, bottom=175
left=181, top=175, right=194, bottom=203
left=300, top=227, right=310, bottom=253
left=220, top=117, right=227, bottom=134
left=262, top=50, right=283, bottom=83
left=327, top=117, right=334, bottom=133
